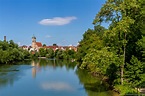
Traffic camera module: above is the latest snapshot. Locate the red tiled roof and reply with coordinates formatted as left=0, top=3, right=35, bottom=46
left=36, top=42, right=42, bottom=47
left=46, top=46, right=58, bottom=49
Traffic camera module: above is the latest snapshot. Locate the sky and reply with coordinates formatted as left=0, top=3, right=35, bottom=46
left=0, top=0, right=106, bottom=46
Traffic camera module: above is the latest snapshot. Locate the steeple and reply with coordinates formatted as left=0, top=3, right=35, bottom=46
left=32, top=35, right=36, bottom=42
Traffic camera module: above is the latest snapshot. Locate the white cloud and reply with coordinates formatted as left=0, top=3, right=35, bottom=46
left=45, top=35, right=52, bottom=38
left=39, top=16, right=77, bottom=26
left=40, top=81, right=74, bottom=91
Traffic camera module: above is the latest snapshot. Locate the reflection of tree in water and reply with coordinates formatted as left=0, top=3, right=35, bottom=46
left=33, top=59, right=76, bottom=70
left=31, top=59, right=77, bottom=78
left=0, top=65, right=25, bottom=89
left=75, top=68, right=119, bottom=96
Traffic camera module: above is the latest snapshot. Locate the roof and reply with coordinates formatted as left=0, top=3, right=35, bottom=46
left=46, top=46, right=59, bottom=49
left=36, top=42, right=42, bottom=47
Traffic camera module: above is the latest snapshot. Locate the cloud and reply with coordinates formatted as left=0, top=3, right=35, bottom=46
left=39, top=16, right=77, bottom=26
left=45, top=35, right=52, bottom=38
left=40, top=81, right=74, bottom=91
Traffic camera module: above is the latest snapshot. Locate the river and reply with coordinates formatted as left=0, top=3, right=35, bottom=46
left=0, top=59, right=118, bottom=96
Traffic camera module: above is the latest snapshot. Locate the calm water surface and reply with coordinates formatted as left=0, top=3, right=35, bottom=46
left=0, top=59, right=118, bottom=96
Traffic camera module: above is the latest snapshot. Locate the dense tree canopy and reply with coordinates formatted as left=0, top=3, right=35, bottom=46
left=0, top=40, right=30, bottom=64
left=77, top=0, right=145, bottom=95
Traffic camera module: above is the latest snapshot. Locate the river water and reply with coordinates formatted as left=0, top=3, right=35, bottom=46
left=0, top=59, right=118, bottom=96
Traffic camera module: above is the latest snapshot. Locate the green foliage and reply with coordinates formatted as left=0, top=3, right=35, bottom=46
left=39, top=48, right=47, bottom=57
left=77, top=0, right=145, bottom=95
left=55, top=49, right=76, bottom=60
left=30, top=51, right=39, bottom=59
left=77, top=27, right=105, bottom=63
left=53, top=43, right=57, bottom=46
left=142, top=37, right=145, bottom=62
left=0, top=40, right=31, bottom=64
left=114, top=85, right=137, bottom=96
left=9, top=40, right=18, bottom=48
left=22, top=50, right=31, bottom=59
left=42, top=44, right=46, bottom=47
left=81, top=47, right=119, bottom=74
left=46, top=48, right=54, bottom=58
left=125, top=56, right=143, bottom=88
left=34, top=47, right=76, bottom=60
left=56, top=50, right=64, bottom=59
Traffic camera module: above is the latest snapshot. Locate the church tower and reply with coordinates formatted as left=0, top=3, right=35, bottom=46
left=32, top=36, right=36, bottom=49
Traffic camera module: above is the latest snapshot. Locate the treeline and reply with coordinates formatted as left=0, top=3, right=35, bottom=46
left=77, top=0, right=145, bottom=95
left=0, top=40, right=30, bottom=64
left=31, top=48, right=76, bottom=60
left=0, top=40, right=76, bottom=64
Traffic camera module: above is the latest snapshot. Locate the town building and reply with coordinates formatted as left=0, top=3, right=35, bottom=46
left=29, top=36, right=42, bottom=52
left=20, top=36, right=77, bottom=52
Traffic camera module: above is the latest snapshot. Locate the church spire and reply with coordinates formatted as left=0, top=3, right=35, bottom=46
left=32, top=35, right=36, bottom=43
left=32, top=34, right=36, bottom=39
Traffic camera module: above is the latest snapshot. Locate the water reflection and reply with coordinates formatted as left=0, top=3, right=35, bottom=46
left=0, top=64, right=29, bottom=88
left=0, top=59, right=119, bottom=96
left=40, top=81, right=74, bottom=91
left=75, top=68, right=119, bottom=96
left=31, top=60, right=41, bottom=78
left=31, top=59, right=76, bottom=78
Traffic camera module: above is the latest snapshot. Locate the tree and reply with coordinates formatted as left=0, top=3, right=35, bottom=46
left=56, top=50, right=64, bottom=59
left=39, top=48, right=47, bottom=57
left=81, top=47, right=119, bottom=75
left=93, top=0, right=143, bottom=85
left=46, top=48, right=54, bottom=58
left=0, top=40, right=30, bottom=64
left=9, top=40, right=18, bottom=48
left=43, top=44, right=46, bottom=47
left=77, top=27, right=105, bottom=63
left=53, top=43, right=57, bottom=46
left=125, top=56, right=143, bottom=88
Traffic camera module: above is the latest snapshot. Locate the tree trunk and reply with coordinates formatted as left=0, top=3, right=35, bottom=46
left=121, top=64, right=124, bottom=85
left=121, top=33, right=126, bottom=85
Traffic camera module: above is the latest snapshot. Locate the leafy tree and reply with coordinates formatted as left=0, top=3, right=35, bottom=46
left=125, top=56, right=143, bottom=89
left=0, top=41, right=9, bottom=50
left=46, top=48, right=54, bottom=58
left=0, top=40, right=31, bottom=64
left=9, top=40, right=18, bottom=48
left=81, top=47, right=119, bottom=75
left=56, top=50, right=64, bottom=59
left=53, top=43, right=57, bottom=46
left=43, top=44, right=46, bottom=47
left=39, top=48, right=47, bottom=57
left=77, top=27, right=105, bottom=63
left=93, top=0, right=143, bottom=85
left=22, top=50, right=31, bottom=59
left=77, top=1, right=144, bottom=95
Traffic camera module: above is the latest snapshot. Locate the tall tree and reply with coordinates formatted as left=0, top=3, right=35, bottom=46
left=77, top=26, right=105, bottom=63
left=93, top=0, right=143, bottom=85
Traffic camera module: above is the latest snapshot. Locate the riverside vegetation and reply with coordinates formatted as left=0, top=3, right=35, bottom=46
left=0, top=0, right=144, bottom=95
left=0, top=40, right=30, bottom=64
left=0, top=40, right=76, bottom=64
left=76, top=0, right=145, bottom=95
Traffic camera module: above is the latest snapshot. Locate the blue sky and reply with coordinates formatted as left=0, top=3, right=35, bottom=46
left=0, top=0, right=106, bottom=46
